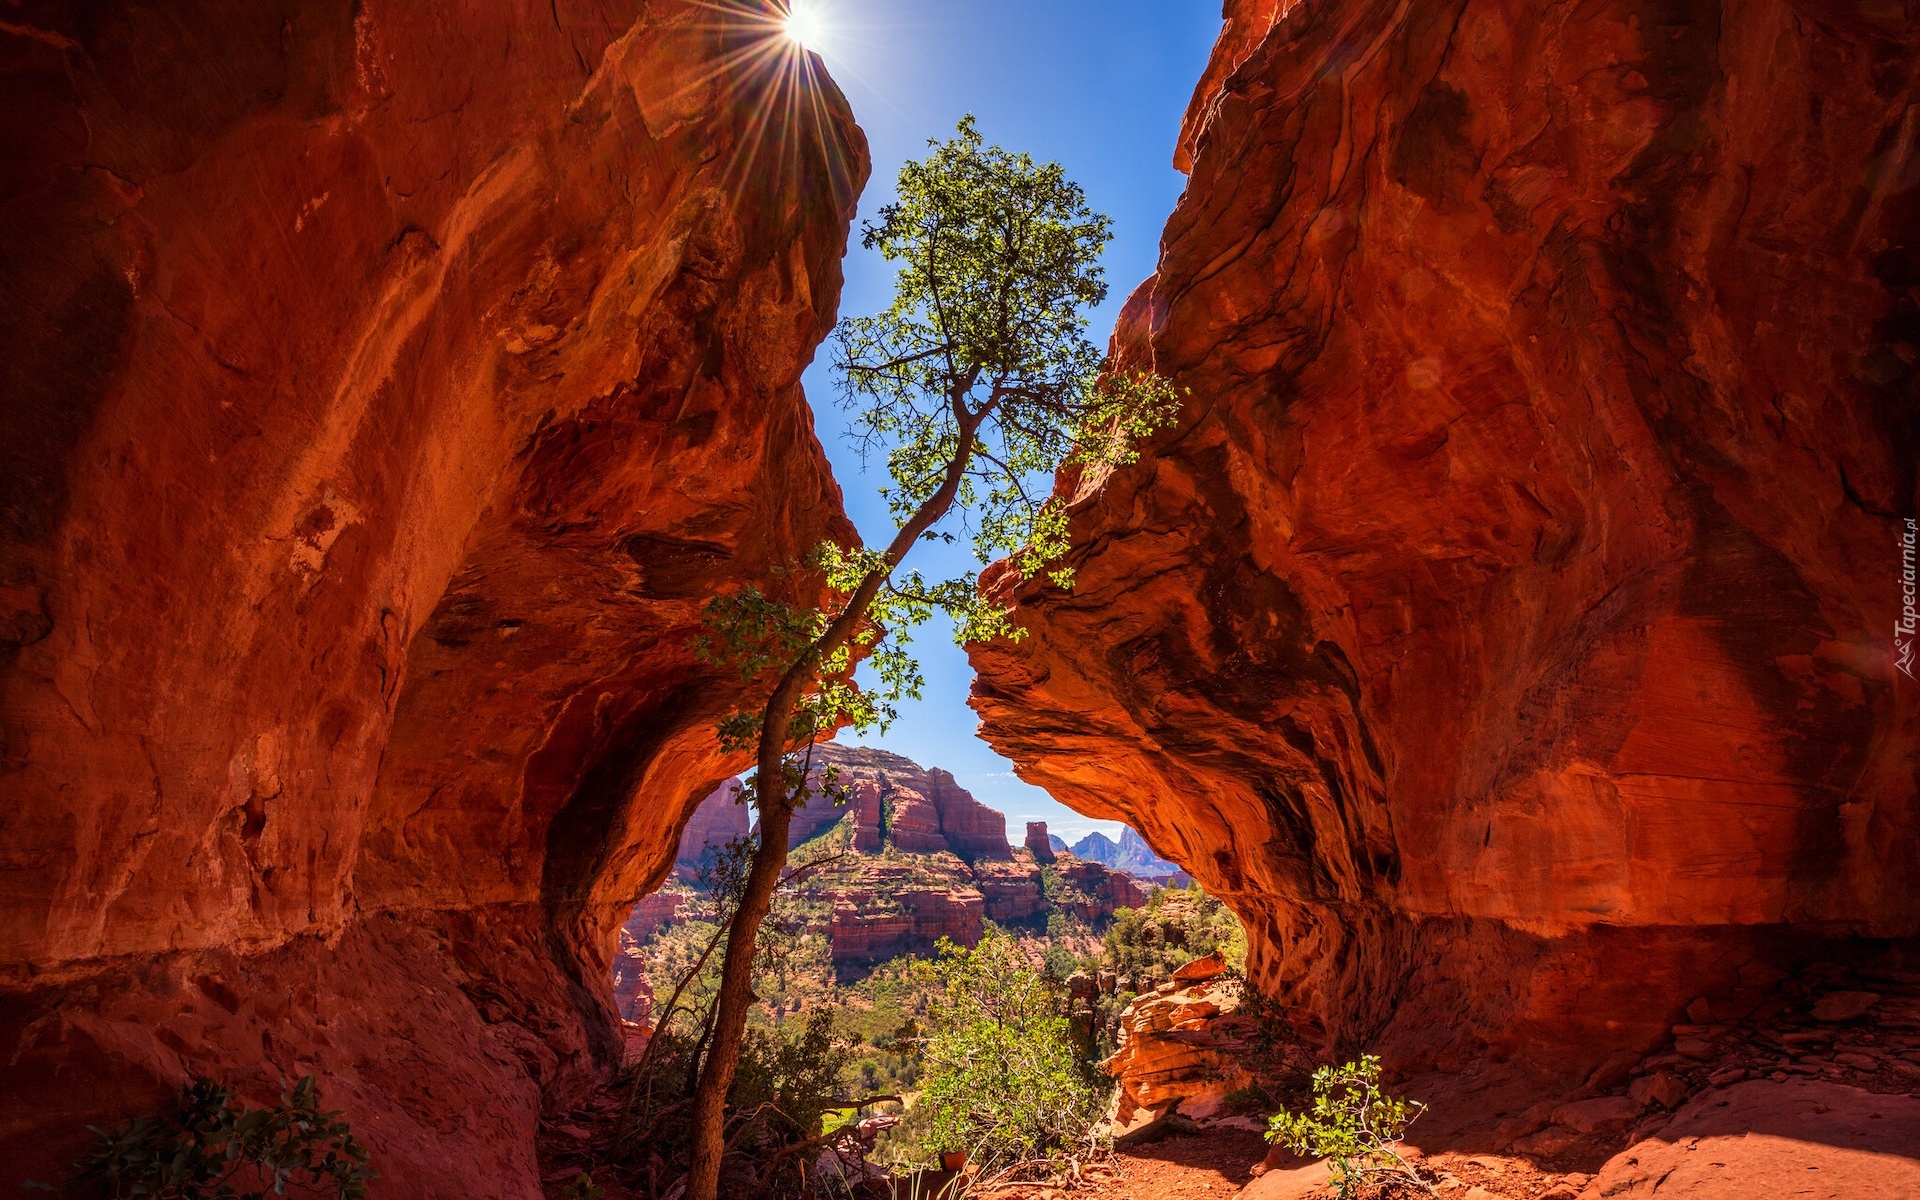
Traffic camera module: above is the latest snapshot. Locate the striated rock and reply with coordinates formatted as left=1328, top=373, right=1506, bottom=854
left=622, top=893, right=683, bottom=947
left=973, top=857, right=1049, bottom=924
left=675, top=781, right=751, bottom=878
left=612, top=956, right=656, bottom=1025
left=802, top=743, right=1016, bottom=861
left=1172, top=952, right=1230, bottom=985
left=827, top=885, right=984, bottom=975
left=0, top=2, right=865, bottom=1194
left=971, top=0, right=1920, bottom=1092
left=1054, top=857, right=1151, bottom=922
left=648, top=745, right=1150, bottom=974
left=1102, top=975, right=1270, bottom=1128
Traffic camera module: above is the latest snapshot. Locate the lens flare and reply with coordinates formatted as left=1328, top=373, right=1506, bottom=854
left=784, top=3, right=824, bottom=51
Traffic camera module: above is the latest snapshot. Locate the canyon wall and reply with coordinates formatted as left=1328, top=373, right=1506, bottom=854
left=0, top=1, right=863, bottom=1194
left=971, top=0, right=1920, bottom=1094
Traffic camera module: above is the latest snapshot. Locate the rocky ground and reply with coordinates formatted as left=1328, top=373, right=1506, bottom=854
left=540, top=952, right=1920, bottom=1198
left=1039, top=956, right=1920, bottom=1200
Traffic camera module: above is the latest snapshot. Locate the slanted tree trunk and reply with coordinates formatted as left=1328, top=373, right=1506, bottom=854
left=682, top=409, right=982, bottom=1200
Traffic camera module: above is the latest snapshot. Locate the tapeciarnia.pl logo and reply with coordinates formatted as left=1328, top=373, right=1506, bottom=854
left=1900, top=517, right=1917, bottom=679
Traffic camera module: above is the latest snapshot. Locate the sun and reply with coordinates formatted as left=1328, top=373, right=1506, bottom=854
left=783, top=2, right=826, bottom=51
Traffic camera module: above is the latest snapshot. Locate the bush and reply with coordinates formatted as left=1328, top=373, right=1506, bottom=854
left=1267, top=1056, right=1430, bottom=1199
left=57, top=1076, right=373, bottom=1199
left=729, top=1009, right=856, bottom=1146
left=907, top=931, right=1110, bottom=1180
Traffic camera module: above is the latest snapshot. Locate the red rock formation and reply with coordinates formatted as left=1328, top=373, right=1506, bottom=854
left=1026, top=820, right=1059, bottom=863
left=622, top=893, right=684, bottom=947
left=827, top=883, right=986, bottom=975
left=0, top=2, right=864, bottom=1194
left=676, top=781, right=751, bottom=878
left=612, top=956, right=657, bottom=1025
left=803, top=743, right=1016, bottom=861
left=1054, top=858, right=1151, bottom=922
left=971, top=0, right=1920, bottom=1098
left=973, top=857, right=1050, bottom=924
left=850, top=779, right=887, bottom=853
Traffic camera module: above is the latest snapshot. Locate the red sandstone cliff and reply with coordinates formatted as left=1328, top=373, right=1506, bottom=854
left=657, top=747, right=1151, bottom=973
left=0, top=2, right=864, bottom=1194
left=971, top=0, right=1920, bottom=1099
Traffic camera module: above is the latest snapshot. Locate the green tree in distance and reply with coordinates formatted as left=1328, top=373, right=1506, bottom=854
left=681, top=116, right=1180, bottom=1200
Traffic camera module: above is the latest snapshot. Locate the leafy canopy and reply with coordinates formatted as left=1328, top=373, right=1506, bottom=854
left=695, top=115, right=1180, bottom=758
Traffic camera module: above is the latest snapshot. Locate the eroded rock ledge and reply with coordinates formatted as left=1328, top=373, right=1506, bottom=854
left=0, top=1, right=864, bottom=1194
left=971, top=0, right=1920, bottom=1094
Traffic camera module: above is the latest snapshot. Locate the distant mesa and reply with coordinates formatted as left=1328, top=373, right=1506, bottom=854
left=1071, top=827, right=1180, bottom=879
left=676, top=743, right=1016, bottom=874
left=654, top=743, right=1159, bottom=980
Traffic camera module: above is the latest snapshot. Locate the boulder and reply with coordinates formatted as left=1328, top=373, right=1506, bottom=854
left=1812, top=992, right=1883, bottom=1023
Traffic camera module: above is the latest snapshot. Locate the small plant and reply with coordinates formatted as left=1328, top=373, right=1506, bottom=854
left=1267, top=1056, right=1430, bottom=1198
left=59, top=1076, right=373, bottom=1199
left=559, top=1172, right=604, bottom=1200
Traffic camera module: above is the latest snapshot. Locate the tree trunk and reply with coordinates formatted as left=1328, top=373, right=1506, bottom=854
left=682, top=407, right=980, bottom=1200
left=682, top=782, right=794, bottom=1198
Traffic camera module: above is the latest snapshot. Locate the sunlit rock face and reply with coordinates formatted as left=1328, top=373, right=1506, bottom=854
left=971, top=0, right=1919, bottom=1090
left=0, top=0, right=863, bottom=1193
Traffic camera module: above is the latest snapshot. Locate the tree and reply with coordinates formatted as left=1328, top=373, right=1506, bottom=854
left=681, top=116, right=1180, bottom=1200
left=910, top=932, right=1109, bottom=1177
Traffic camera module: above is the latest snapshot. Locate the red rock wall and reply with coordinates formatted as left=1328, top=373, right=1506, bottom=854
left=0, top=0, right=863, bottom=1193
left=972, top=0, right=1919, bottom=1089
left=675, top=781, right=752, bottom=878
left=827, top=886, right=986, bottom=973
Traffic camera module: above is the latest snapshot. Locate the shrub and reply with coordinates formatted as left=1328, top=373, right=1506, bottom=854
left=57, top=1076, right=373, bottom=1199
left=729, top=1009, right=856, bottom=1146
left=1100, top=887, right=1245, bottom=985
left=908, top=931, right=1110, bottom=1180
left=1267, top=1056, right=1430, bottom=1199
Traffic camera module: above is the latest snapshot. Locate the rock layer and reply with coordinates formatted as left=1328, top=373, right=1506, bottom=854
left=665, top=747, right=1151, bottom=973
left=0, top=2, right=864, bottom=1194
left=971, top=0, right=1920, bottom=1087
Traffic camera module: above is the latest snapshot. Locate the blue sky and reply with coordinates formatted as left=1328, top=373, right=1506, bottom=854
left=790, top=1, right=1222, bottom=842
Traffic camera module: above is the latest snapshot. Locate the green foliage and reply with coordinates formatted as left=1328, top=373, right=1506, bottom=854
left=835, top=115, right=1181, bottom=600
left=62, top=1077, right=373, bottom=1200
left=906, top=932, right=1110, bottom=1178
left=1223, top=1084, right=1273, bottom=1116
left=618, top=1012, right=854, bottom=1192
left=1100, top=887, right=1246, bottom=987
left=559, top=1172, right=603, bottom=1200
left=729, top=1010, right=857, bottom=1146
left=1040, top=938, right=1078, bottom=982
left=1267, top=1057, right=1430, bottom=1199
